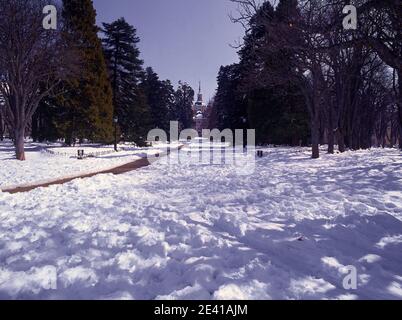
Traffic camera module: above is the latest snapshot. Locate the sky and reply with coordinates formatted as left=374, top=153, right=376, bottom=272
left=92, top=0, right=245, bottom=101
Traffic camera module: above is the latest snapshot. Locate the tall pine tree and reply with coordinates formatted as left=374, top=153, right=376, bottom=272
left=31, top=96, right=60, bottom=143
left=102, top=18, right=151, bottom=145
left=174, top=82, right=194, bottom=130
left=234, top=0, right=309, bottom=145
left=214, top=64, right=247, bottom=131
left=142, top=67, right=175, bottom=132
left=59, top=0, right=114, bottom=145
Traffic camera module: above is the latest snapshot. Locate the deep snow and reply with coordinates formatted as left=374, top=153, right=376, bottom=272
left=0, top=145, right=401, bottom=300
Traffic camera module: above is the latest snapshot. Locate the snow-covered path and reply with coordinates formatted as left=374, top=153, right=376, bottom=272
left=0, top=141, right=179, bottom=190
left=0, top=147, right=401, bottom=299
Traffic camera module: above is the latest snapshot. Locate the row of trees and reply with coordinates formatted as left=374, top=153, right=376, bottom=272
left=210, top=0, right=401, bottom=158
left=1, top=0, right=399, bottom=160
left=0, top=0, right=195, bottom=160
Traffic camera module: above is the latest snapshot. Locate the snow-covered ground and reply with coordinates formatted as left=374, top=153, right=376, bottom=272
left=0, top=145, right=401, bottom=299
left=0, top=141, right=180, bottom=189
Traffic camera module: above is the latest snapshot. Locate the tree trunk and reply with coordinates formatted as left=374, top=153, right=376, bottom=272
left=338, top=129, right=345, bottom=153
left=311, top=77, right=321, bottom=159
left=328, top=128, right=334, bottom=154
left=311, top=121, right=320, bottom=159
left=15, top=128, right=26, bottom=161
left=327, top=105, right=335, bottom=154
left=0, top=111, right=4, bottom=141
left=32, top=113, right=39, bottom=142
left=398, top=70, right=402, bottom=150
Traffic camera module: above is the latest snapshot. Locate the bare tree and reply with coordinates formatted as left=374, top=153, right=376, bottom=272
left=0, top=0, right=77, bottom=160
left=354, top=0, right=402, bottom=148
left=230, top=0, right=401, bottom=155
left=318, top=0, right=401, bottom=148
left=231, top=0, right=333, bottom=158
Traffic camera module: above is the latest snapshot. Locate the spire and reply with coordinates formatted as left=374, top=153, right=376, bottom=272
left=197, top=81, right=203, bottom=103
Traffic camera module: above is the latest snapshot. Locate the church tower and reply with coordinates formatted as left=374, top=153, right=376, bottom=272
left=193, top=82, right=207, bottom=135
left=194, top=82, right=205, bottom=112
left=197, top=82, right=203, bottom=104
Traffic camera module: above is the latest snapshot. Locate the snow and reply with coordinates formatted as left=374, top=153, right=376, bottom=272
left=0, top=141, right=180, bottom=189
left=0, top=144, right=401, bottom=300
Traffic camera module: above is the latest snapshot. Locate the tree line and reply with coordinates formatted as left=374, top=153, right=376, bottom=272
left=209, top=0, right=401, bottom=158
left=1, top=0, right=400, bottom=161
left=0, top=0, right=194, bottom=160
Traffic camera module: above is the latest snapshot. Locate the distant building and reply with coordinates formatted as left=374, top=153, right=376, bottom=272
left=193, top=82, right=208, bottom=135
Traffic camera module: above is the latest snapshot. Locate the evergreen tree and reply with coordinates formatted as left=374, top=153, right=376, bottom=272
left=214, top=64, right=247, bottom=131
left=234, top=0, right=309, bottom=145
left=31, top=97, right=60, bottom=143
left=102, top=18, right=150, bottom=144
left=59, top=0, right=114, bottom=145
left=119, top=85, right=150, bottom=145
left=142, top=67, right=174, bottom=132
left=246, top=87, right=309, bottom=145
left=174, top=82, right=194, bottom=130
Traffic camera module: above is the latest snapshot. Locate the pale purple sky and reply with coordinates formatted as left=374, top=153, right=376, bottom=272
left=92, top=0, right=244, bottom=101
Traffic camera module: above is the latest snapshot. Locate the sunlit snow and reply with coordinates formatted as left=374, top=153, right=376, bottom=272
left=0, top=141, right=401, bottom=299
